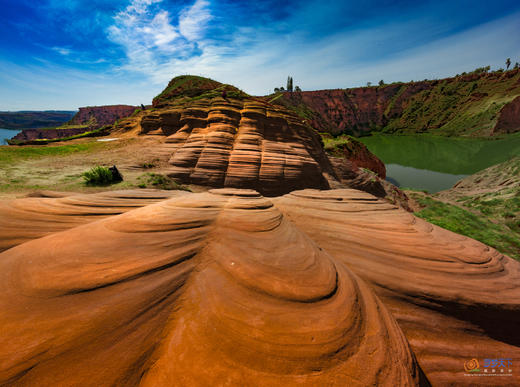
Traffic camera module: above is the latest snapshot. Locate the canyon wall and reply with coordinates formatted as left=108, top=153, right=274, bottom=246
left=71, top=104, right=137, bottom=127
left=277, top=69, right=520, bottom=137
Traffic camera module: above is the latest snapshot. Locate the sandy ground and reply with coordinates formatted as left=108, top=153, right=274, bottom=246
left=0, top=135, right=187, bottom=199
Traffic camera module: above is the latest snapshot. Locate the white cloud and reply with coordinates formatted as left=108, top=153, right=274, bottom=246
left=106, top=0, right=520, bottom=98
left=179, top=0, right=212, bottom=41
left=108, top=0, right=181, bottom=64
left=4, top=2, right=520, bottom=110
left=148, top=10, right=520, bottom=95
left=107, top=0, right=216, bottom=80
left=51, top=46, right=72, bottom=56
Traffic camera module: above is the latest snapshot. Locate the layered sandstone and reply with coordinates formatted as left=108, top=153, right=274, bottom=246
left=0, top=188, right=519, bottom=385
left=138, top=96, right=335, bottom=196
left=274, top=189, right=520, bottom=386
left=0, top=189, right=188, bottom=253
left=0, top=189, right=422, bottom=386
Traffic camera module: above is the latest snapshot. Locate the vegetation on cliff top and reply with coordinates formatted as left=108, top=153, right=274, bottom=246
left=152, top=75, right=249, bottom=107
left=322, top=133, right=371, bottom=159
left=382, top=70, right=520, bottom=136
left=274, top=68, right=520, bottom=137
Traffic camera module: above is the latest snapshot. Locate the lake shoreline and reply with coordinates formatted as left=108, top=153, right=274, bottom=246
left=358, top=132, right=520, bottom=192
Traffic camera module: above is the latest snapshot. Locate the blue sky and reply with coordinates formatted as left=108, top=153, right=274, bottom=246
left=0, top=0, right=519, bottom=110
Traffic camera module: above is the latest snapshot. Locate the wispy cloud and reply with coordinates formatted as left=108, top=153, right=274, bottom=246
left=51, top=46, right=72, bottom=56
left=2, top=0, right=520, bottom=110
left=107, top=0, right=212, bottom=79
left=179, top=0, right=212, bottom=41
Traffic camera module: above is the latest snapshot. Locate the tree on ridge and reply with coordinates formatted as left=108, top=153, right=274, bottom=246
left=287, top=76, right=294, bottom=92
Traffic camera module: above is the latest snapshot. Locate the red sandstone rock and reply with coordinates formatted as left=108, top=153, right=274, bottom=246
left=71, top=105, right=137, bottom=127
left=0, top=189, right=188, bottom=253
left=493, top=95, right=520, bottom=135
left=0, top=189, right=422, bottom=386
left=139, top=97, right=336, bottom=196
left=11, top=127, right=90, bottom=142
left=282, top=83, right=431, bottom=135
left=1, top=188, right=519, bottom=385
left=274, top=189, right=520, bottom=386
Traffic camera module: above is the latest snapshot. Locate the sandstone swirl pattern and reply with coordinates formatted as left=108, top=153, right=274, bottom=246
left=0, top=189, right=188, bottom=253
left=140, top=98, right=335, bottom=196
left=0, top=189, right=420, bottom=386
left=1, top=188, right=519, bottom=386
left=273, top=189, right=520, bottom=386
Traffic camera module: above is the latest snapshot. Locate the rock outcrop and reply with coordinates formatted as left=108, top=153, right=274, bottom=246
left=273, top=189, right=520, bottom=386
left=0, top=189, right=188, bottom=253
left=10, top=127, right=89, bottom=142
left=323, top=134, right=386, bottom=178
left=8, top=105, right=136, bottom=144
left=71, top=105, right=137, bottom=127
left=494, top=95, right=520, bottom=135
left=129, top=77, right=337, bottom=196
left=329, top=157, right=412, bottom=210
left=0, top=188, right=519, bottom=385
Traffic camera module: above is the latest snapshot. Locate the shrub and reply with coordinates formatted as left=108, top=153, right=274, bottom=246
left=137, top=173, right=191, bottom=191
left=82, top=166, right=118, bottom=186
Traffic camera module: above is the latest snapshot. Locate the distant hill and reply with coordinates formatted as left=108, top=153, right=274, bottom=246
left=70, top=105, right=137, bottom=128
left=273, top=69, right=520, bottom=137
left=0, top=111, right=76, bottom=129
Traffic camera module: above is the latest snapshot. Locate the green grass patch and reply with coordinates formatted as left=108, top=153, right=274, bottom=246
left=82, top=166, right=120, bottom=186
left=0, top=142, right=105, bottom=166
left=137, top=173, right=191, bottom=191
left=412, top=194, right=520, bottom=260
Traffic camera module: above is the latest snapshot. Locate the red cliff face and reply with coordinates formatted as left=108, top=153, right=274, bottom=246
left=278, top=69, right=520, bottom=136
left=71, top=105, right=137, bottom=127
left=494, top=95, right=520, bottom=135
left=283, top=82, right=432, bottom=135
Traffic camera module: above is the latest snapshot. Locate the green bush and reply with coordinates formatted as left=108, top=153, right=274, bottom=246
left=82, top=166, right=116, bottom=186
left=137, top=173, right=190, bottom=191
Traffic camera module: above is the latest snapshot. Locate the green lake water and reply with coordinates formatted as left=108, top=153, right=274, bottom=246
left=358, top=134, right=520, bottom=192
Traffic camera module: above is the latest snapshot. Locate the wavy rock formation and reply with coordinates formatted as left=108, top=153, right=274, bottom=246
left=1, top=188, right=519, bottom=385
left=139, top=97, right=335, bottom=196
left=0, top=189, right=422, bottom=386
left=0, top=189, right=188, bottom=253
left=273, top=189, right=520, bottom=386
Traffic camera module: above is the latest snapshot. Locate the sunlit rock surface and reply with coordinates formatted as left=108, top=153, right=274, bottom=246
left=138, top=98, right=335, bottom=196
left=0, top=189, right=420, bottom=386
left=0, top=188, right=519, bottom=385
